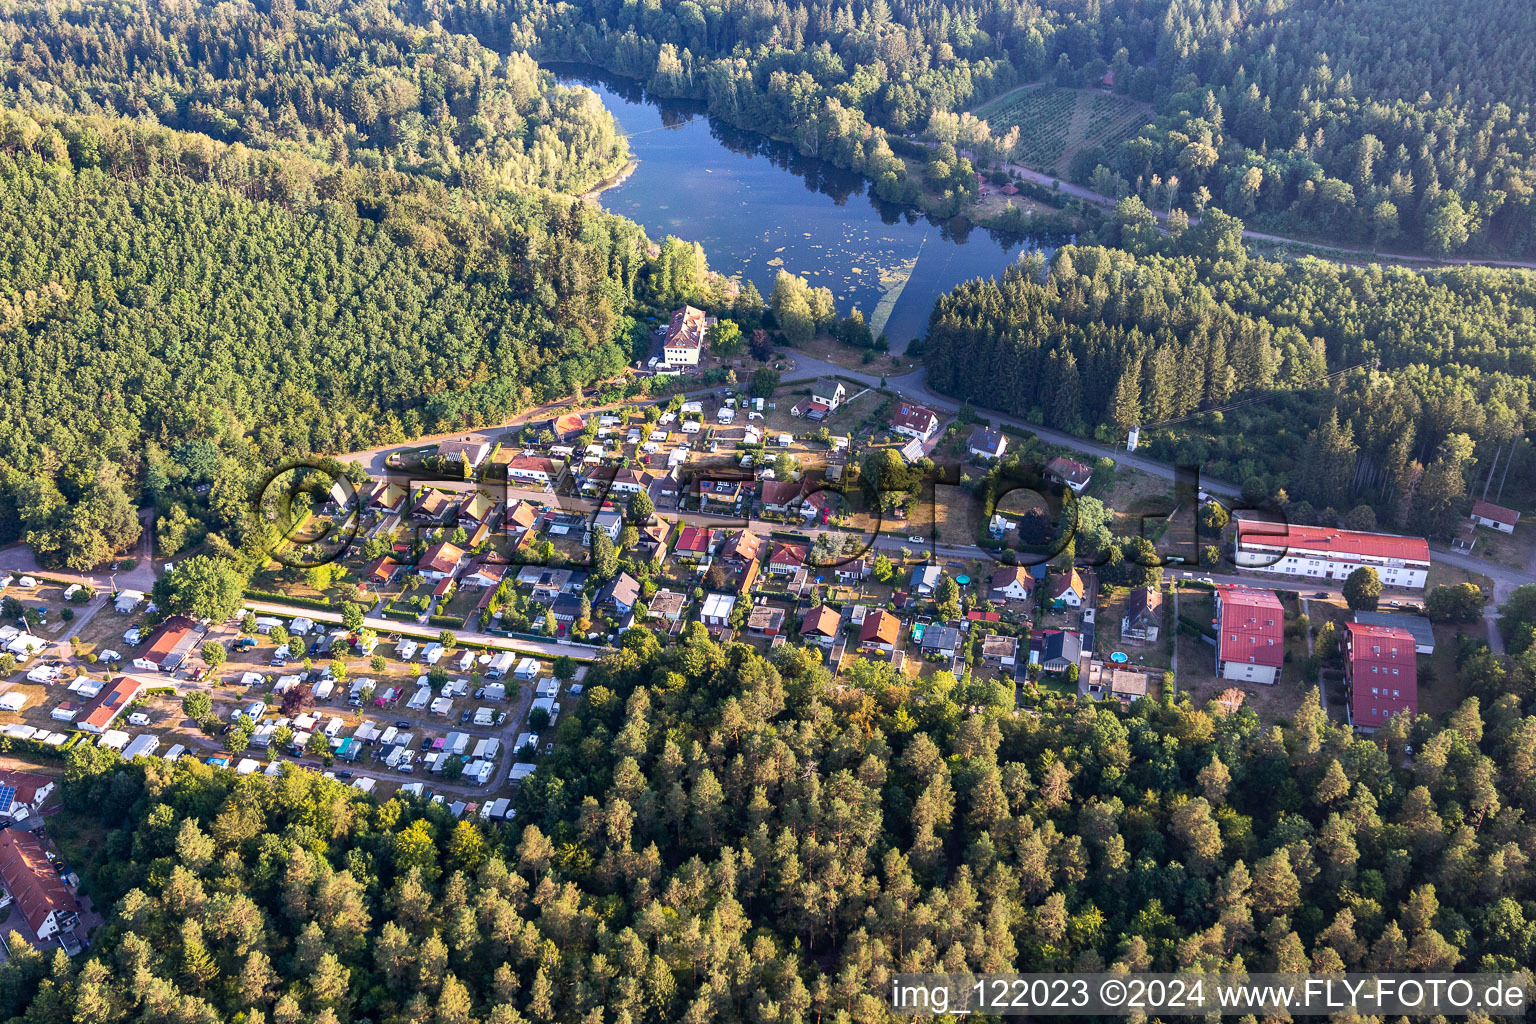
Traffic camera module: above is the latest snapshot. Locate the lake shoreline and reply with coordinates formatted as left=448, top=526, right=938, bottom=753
left=580, top=157, right=639, bottom=201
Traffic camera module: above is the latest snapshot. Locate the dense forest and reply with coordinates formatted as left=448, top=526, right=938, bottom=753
left=0, top=0, right=629, bottom=194
left=0, top=97, right=722, bottom=566
left=923, top=210, right=1536, bottom=536
left=2, top=626, right=1532, bottom=1023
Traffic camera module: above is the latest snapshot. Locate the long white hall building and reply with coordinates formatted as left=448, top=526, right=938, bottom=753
left=1234, top=522, right=1430, bottom=589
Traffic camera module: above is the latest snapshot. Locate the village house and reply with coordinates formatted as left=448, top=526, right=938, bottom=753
left=517, top=566, right=574, bottom=603
left=701, top=592, right=737, bottom=632
left=747, top=604, right=785, bottom=637
left=1121, top=586, right=1164, bottom=644
left=364, top=557, right=400, bottom=587
left=1083, top=661, right=1152, bottom=705
left=599, top=573, right=642, bottom=616
left=0, top=770, right=55, bottom=819
left=662, top=305, right=712, bottom=367
left=1045, top=456, right=1094, bottom=494
left=910, top=565, right=941, bottom=596
left=456, top=491, right=498, bottom=530
left=859, top=609, right=901, bottom=654
left=647, top=590, right=686, bottom=626
left=967, top=426, right=1008, bottom=460
left=460, top=558, right=508, bottom=589
left=834, top=559, right=869, bottom=583
left=791, top=378, right=847, bottom=419
left=636, top=519, right=672, bottom=561
left=720, top=529, right=767, bottom=568
left=768, top=542, right=808, bottom=576
left=78, top=677, right=144, bottom=734
left=989, top=566, right=1035, bottom=604
left=503, top=456, right=564, bottom=488
left=759, top=478, right=810, bottom=516
left=368, top=480, right=407, bottom=515
left=1047, top=569, right=1085, bottom=609
left=503, top=500, right=540, bottom=537
left=1345, top=621, right=1419, bottom=733
left=693, top=478, right=747, bottom=511
left=672, top=526, right=715, bottom=562
left=921, top=624, right=960, bottom=659
left=417, top=542, right=466, bottom=581
left=1470, top=500, right=1520, bottom=534
left=411, top=488, right=458, bottom=525
left=1214, top=584, right=1284, bottom=685
left=799, top=605, right=841, bottom=647
left=980, top=634, right=1019, bottom=673
left=1030, top=629, right=1082, bottom=673
left=890, top=402, right=941, bottom=441
left=436, top=438, right=491, bottom=469
left=552, top=413, right=586, bottom=441
left=0, top=829, right=81, bottom=943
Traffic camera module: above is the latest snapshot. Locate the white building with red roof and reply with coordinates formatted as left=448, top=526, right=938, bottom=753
left=890, top=402, right=941, bottom=441
left=1234, top=523, right=1429, bottom=589
left=1469, top=500, right=1520, bottom=534
left=0, top=829, right=80, bottom=941
left=1215, top=584, right=1284, bottom=685
left=1345, top=621, right=1418, bottom=732
left=662, top=305, right=712, bottom=367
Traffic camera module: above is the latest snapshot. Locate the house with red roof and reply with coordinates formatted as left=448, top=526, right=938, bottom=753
left=1470, top=500, right=1520, bottom=535
left=890, top=402, right=941, bottom=441
left=1345, top=621, right=1418, bottom=733
left=662, top=305, right=712, bottom=367
left=1234, top=523, right=1430, bottom=589
left=0, top=770, right=54, bottom=819
left=503, top=456, right=563, bottom=487
left=859, top=609, right=901, bottom=653
left=0, top=829, right=81, bottom=941
left=768, top=542, right=808, bottom=576
left=672, top=526, right=715, bottom=561
left=1215, top=584, right=1284, bottom=685
left=418, top=542, right=466, bottom=580
left=1045, top=456, right=1094, bottom=494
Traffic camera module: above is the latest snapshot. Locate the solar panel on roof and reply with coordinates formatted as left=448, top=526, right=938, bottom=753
left=0, top=786, right=17, bottom=812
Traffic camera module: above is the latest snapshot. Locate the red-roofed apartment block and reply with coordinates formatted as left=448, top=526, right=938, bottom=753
left=1345, top=621, right=1418, bottom=733
left=0, top=829, right=80, bottom=942
left=1234, top=523, right=1430, bottom=589
left=1215, top=584, right=1284, bottom=685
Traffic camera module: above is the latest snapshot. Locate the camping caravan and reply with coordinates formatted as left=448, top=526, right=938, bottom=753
left=396, top=639, right=419, bottom=661
left=485, top=651, right=514, bottom=678
left=457, top=650, right=476, bottom=672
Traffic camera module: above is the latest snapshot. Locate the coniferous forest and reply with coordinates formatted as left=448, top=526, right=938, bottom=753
left=2, top=631, right=1533, bottom=1024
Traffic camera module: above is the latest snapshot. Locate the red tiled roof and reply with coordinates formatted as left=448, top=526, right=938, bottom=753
left=140, top=615, right=197, bottom=668
left=420, top=542, right=465, bottom=575
left=0, top=829, right=78, bottom=937
left=1471, top=500, right=1520, bottom=527
left=506, top=456, right=560, bottom=477
left=1216, top=584, right=1284, bottom=668
left=891, top=403, right=938, bottom=433
left=1046, top=456, right=1093, bottom=485
left=0, top=770, right=52, bottom=810
left=759, top=479, right=806, bottom=506
left=860, top=609, right=900, bottom=646
left=80, top=677, right=143, bottom=732
left=1346, top=622, right=1418, bottom=724
left=801, top=605, right=841, bottom=638
left=769, top=542, right=807, bottom=568
left=674, top=526, right=714, bottom=554
left=1237, top=523, right=1430, bottom=564
left=663, top=305, right=708, bottom=350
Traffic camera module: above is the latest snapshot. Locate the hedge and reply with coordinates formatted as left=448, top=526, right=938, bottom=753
left=245, top=590, right=334, bottom=611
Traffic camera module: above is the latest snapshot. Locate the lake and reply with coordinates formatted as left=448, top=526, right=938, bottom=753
left=552, top=65, right=1052, bottom=350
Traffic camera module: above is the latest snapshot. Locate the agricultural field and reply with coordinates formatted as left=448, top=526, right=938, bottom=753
left=974, top=85, right=1150, bottom=175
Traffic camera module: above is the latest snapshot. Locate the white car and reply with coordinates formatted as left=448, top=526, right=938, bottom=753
left=128, top=713, right=151, bottom=727
left=908, top=536, right=924, bottom=544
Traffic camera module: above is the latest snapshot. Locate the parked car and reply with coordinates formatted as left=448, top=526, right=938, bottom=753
left=395, top=720, right=411, bottom=729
